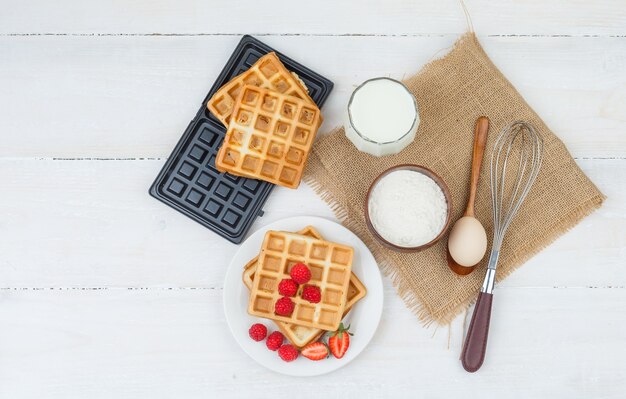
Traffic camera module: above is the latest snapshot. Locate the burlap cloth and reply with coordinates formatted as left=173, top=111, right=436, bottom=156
left=304, top=33, right=605, bottom=325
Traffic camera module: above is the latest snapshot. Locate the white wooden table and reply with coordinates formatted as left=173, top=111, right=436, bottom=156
left=1, top=1, right=625, bottom=397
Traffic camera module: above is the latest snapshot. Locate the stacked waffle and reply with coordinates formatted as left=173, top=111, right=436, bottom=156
left=207, top=53, right=322, bottom=189
left=243, top=227, right=367, bottom=348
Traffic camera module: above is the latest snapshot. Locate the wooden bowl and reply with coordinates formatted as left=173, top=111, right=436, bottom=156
left=364, top=164, right=453, bottom=252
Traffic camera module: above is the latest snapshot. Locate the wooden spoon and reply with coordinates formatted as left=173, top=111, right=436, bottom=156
left=447, top=116, right=490, bottom=275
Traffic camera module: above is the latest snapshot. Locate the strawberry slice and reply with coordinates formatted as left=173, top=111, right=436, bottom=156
left=328, top=323, right=352, bottom=359
left=301, top=342, right=328, bottom=361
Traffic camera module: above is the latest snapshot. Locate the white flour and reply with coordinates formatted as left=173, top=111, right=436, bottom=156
left=368, top=170, right=447, bottom=247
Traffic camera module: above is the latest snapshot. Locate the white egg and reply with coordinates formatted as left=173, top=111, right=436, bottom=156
left=448, top=216, right=488, bottom=267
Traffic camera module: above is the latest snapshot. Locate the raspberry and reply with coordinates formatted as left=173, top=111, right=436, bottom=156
left=266, top=331, right=284, bottom=351
left=301, top=285, right=321, bottom=303
left=278, top=279, right=298, bottom=297
left=278, top=344, right=299, bottom=362
left=274, top=297, right=295, bottom=316
left=248, top=323, right=267, bottom=341
left=290, top=263, right=311, bottom=284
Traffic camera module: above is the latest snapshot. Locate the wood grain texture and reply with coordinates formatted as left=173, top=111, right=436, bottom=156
left=0, top=35, right=625, bottom=158
left=0, top=0, right=625, bottom=397
left=0, top=159, right=622, bottom=288
left=465, top=116, right=489, bottom=217
left=0, top=0, right=625, bottom=35
left=0, top=288, right=624, bottom=398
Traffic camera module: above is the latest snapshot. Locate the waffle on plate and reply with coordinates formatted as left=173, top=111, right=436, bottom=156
left=247, top=230, right=354, bottom=331
left=243, top=226, right=366, bottom=348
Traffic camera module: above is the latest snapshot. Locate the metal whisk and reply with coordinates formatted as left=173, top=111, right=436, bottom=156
left=461, top=121, right=543, bottom=372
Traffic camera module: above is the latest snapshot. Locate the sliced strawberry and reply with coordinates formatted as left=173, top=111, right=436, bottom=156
left=328, top=323, right=352, bottom=359
left=301, top=342, right=328, bottom=361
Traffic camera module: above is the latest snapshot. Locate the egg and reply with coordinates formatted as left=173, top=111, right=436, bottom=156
left=448, top=216, right=488, bottom=267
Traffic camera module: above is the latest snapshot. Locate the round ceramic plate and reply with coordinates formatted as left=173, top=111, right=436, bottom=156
left=223, top=216, right=384, bottom=376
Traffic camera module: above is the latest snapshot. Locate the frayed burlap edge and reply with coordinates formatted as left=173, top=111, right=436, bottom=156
left=304, top=153, right=442, bottom=326
left=305, top=145, right=605, bottom=326
left=304, top=33, right=606, bottom=326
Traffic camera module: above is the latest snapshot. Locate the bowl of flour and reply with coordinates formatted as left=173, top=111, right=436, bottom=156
left=365, top=165, right=452, bottom=252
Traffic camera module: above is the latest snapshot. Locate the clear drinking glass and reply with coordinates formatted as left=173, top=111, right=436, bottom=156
left=345, top=77, right=419, bottom=157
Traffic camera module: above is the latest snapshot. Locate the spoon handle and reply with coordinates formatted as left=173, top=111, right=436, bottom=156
left=465, top=116, right=489, bottom=217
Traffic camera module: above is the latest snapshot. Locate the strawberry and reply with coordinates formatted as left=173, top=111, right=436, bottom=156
left=274, top=297, right=295, bottom=316
left=278, top=278, right=298, bottom=297
left=248, top=323, right=267, bottom=341
left=301, top=285, right=321, bottom=303
left=278, top=344, right=299, bottom=362
left=301, top=342, right=328, bottom=361
left=290, top=263, right=311, bottom=284
left=328, top=323, right=352, bottom=359
left=266, top=331, right=284, bottom=351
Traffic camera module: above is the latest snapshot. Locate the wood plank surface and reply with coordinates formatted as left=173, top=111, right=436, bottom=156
left=0, top=159, right=621, bottom=288
left=1, top=0, right=625, bottom=36
left=0, top=35, right=624, bottom=158
left=0, top=0, right=624, bottom=397
left=0, top=288, right=623, bottom=398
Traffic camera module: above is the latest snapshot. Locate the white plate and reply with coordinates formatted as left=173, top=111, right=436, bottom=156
left=223, top=216, right=384, bottom=376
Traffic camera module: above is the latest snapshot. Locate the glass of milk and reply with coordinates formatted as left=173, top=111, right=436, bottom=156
left=345, top=77, right=419, bottom=157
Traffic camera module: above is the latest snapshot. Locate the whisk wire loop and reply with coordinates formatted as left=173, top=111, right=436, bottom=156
left=490, top=121, right=543, bottom=249
left=486, top=121, right=543, bottom=281
left=465, top=121, right=543, bottom=372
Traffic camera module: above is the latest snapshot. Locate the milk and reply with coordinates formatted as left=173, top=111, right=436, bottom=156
left=345, top=78, right=419, bottom=156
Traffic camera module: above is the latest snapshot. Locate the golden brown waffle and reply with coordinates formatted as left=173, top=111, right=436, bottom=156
left=215, top=85, right=321, bottom=189
left=242, top=226, right=367, bottom=348
left=207, top=52, right=315, bottom=127
left=247, top=230, right=353, bottom=331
